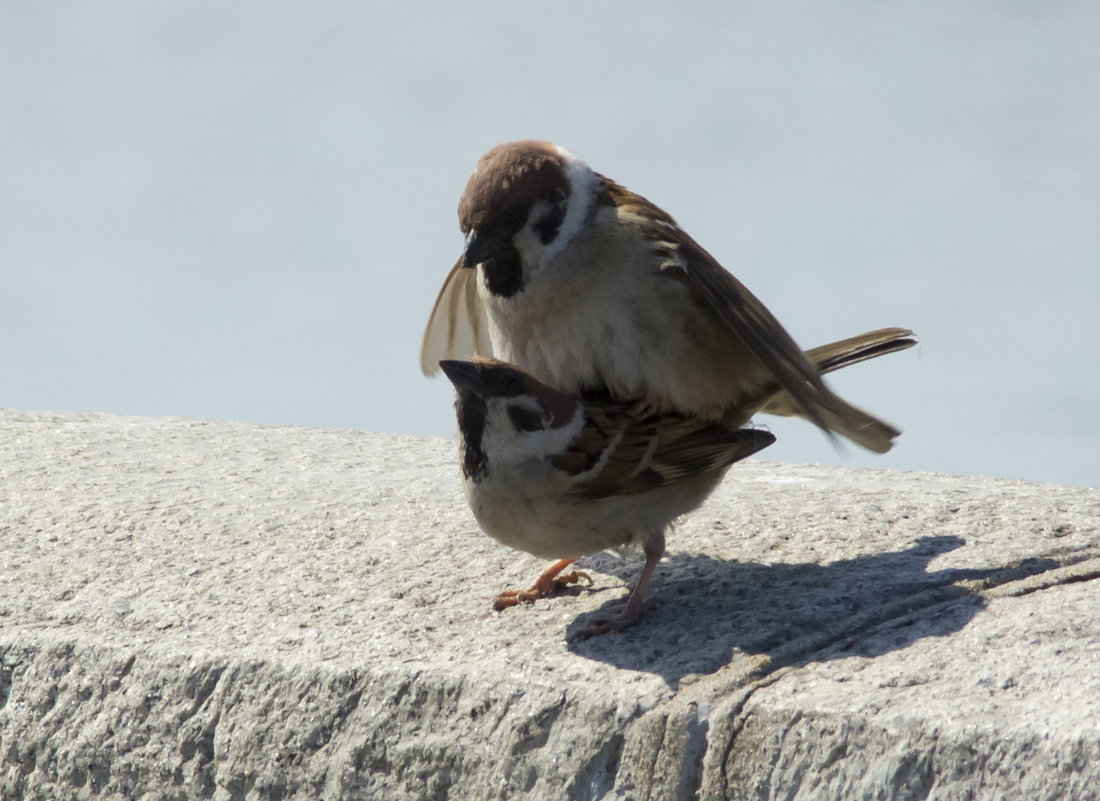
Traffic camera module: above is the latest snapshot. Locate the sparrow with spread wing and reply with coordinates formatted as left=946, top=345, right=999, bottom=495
left=424, top=140, right=913, bottom=452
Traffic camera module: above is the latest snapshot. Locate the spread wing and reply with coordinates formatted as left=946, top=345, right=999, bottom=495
left=420, top=259, right=493, bottom=376
left=602, top=180, right=903, bottom=453
left=553, top=395, right=775, bottom=501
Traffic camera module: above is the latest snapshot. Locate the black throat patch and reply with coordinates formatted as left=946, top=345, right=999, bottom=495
left=481, top=246, right=525, bottom=298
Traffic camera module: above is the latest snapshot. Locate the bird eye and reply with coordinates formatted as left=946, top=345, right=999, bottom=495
left=497, top=373, right=522, bottom=394
left=503, top=204, right=526, bottom=229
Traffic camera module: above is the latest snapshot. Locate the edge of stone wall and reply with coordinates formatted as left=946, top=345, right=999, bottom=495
left=1, top=410, right=1098, bottom=800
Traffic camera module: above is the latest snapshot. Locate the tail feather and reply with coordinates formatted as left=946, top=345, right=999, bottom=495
left=759, top=327, right=917, bottom=453
left=804, top=327, right=918, bottom=376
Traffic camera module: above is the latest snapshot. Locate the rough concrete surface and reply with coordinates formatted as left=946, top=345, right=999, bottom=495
left=0, top=409, right=1097, bottom=800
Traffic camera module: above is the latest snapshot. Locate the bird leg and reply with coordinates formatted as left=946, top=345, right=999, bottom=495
left=576, top=533, right=665, bottom=638
left=493, top=558, right=592, bottom=611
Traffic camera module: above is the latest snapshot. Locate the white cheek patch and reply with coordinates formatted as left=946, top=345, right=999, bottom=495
left=511, top=199, right=555, bottom=270
left=480, top=398, right=585, bottom=467
left=511, top=149, right=601, bottom=273
left=546, top=146, right=601, bottom=260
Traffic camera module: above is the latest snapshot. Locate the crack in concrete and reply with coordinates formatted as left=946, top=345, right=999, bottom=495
left=651, top=545, right=1100, bottom=799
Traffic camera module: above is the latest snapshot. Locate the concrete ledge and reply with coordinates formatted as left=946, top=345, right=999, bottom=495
left=1, top=410, right=1098, bottom=800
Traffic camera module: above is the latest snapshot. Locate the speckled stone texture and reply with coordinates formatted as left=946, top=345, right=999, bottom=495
left=1, top=410, right=1097, bottom=800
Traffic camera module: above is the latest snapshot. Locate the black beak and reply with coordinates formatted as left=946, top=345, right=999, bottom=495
left=461, top=229, right=506, bottom=268
left=439, top=360, right=484, bottom=395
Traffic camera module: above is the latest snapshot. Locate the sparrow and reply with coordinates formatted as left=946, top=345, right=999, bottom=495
left=440, top=326, right=914, bottom=635
left=440, top=357, right=775, bottom=636
left=423, top=140, right=911, bottom=453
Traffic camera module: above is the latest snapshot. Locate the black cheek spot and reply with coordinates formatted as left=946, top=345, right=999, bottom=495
left=535, top=196, right=566, bottom=245
left=508, top=405, right=546, bottom=433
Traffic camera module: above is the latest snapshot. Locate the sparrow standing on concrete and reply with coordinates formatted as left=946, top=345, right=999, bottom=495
left=440, top=357, right=775, bottom=636
left=423, top=140, right=909, bottom=453
left=440, top=326, right=913, bottom=635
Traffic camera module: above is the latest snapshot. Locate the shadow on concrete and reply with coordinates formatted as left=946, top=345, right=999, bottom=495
left=566, top=535, right=1059, bottom=687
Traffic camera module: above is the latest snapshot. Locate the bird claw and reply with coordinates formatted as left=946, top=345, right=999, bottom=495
left=493, top=570, right=592, bottom=611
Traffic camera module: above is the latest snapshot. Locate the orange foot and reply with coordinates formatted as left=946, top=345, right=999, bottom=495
left=493, top=558, right=592, bottom=611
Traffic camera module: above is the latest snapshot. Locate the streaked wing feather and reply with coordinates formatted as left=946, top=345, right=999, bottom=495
left=601, top=181, right=832, bottom=428
left=603, top=182, right=906, bottom=452
left=560, top=396, right=776, bottom=500
left=655, top=424, right=774, bottom=479
left=673, top=233, right=837, bottom=432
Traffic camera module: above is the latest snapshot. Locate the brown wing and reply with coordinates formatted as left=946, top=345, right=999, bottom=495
left=554, top=395, right=775, bottom=501
left=420, top=259, right=493, bottom=376
left=601, top=181, right=905, bottom=454
left=618, top=421, right=774, bottom=495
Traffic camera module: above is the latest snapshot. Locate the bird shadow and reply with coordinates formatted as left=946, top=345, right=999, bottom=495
left=564, top=535, right=1059, bottom=687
